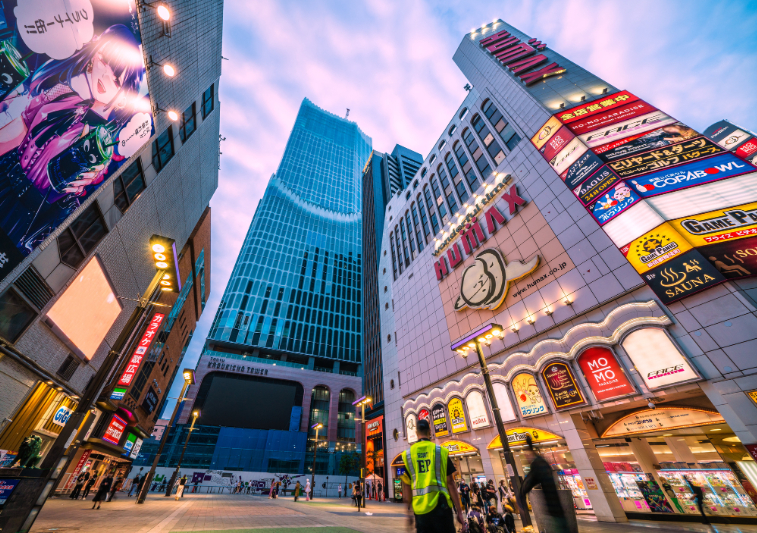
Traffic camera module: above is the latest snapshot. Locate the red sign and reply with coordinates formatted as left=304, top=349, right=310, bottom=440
left=735, top=137, right=757, bottom=159
left=103, top=414, right=126, bottom=445
left=566, top=100, right=658, bottom=136
left=117, top=313, right=165, bottom=387
left=555, top=91, right=639, bottom=124
left=64, top=449, right=91, bottom=490
left=367, top=416, right=383, bottom=437
left=577, top=347, right=635, bottom=401
left=746, top=444, right=757, bottom=462
left=479, top=32, right=564, bottom=86
left=540, top=126, right=576, bottom=162
left=418, top=409, right=430, bottom=422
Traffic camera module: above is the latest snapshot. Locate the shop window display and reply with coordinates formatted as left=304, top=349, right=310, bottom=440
left=658, top=468, right=757, bottom=517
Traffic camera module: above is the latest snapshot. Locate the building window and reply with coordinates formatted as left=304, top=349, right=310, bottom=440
left=429, top=154, right=436, bottom=164
left=421, top=168, right=427, bottom=178
left=471, top=113, right=505, bottom=166
left=152, top=126, right=174, bottom=171
left=454, top=140, right=482, bottom=192
left=113, top=159, right=146, bottom=214
left=430, top=178, right=449, bottom=223
left=57, top=354, right=79, bottom=381
left=422, top=186, right=440, bottom=235
left=459, top=107, right=468, bottom=119
left=438, top=140, right=446, bottom=150
left=202, top=84, right=215, bottom=118
left=462, top=127, right=491, bottom=183
left=179, top=102, right=197, bottom=142
left=57, top=203, right=108, bottom=269
left=448, top=124, right=457, bottom=136
left=482, top=99, right=521, bottom=151
left=0, top=287, right=37, bottom=343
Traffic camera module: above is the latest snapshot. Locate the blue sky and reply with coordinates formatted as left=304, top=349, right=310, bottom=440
left=163, top=0, right=757, bottom=413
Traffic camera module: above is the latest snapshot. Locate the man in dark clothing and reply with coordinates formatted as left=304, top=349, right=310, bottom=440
left=128, top=469, right=143, bottom=497
left=459, top=480, right=471, bottom=512
left=520, top=435, right=568, bottom=533
left=684, top=476, right=709, bottom=524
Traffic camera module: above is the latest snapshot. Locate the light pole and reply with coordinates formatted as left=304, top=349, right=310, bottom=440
left=451, top=323, right=533, bottom=530
left=165, top=409, right=199, bottom=496
left=138, top=368, right=195, bottom=504
left=352, top=395, right=371, bottom=509
left=310, top=423, right=323, bottom=499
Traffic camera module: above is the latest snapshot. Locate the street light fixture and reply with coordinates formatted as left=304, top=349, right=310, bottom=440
left=138, top=368, right=195, bottom=504
left=451, top=324, right=532, bottom=530
left=138, top=1, right=171, bottom=21
left=311, top=423, right=323, bottom=499
left=166, top=409, right=200, bottom=497
left=352, top=395, right=372, bottom=509
left=147, top=56, right=177, bottom=77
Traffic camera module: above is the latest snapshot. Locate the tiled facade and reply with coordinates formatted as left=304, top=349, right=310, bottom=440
left=381, top=20, right=757, bottom=522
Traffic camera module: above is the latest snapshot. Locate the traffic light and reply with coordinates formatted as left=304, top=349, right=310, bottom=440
left=149, top=235, right=182, bottom=292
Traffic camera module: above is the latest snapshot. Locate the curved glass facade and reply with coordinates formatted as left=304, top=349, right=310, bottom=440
left=207, top=99, right=371, bottom=364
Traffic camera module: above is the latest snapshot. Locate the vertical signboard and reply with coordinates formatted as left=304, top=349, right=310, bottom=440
left=432, top=403, right=449, bottom=437
left=541, top=362, right=585, bottom=410
left=406, top=414, right=418, bottom=444
left=102, top=414, right=126, bottom=445
left=465, top=391, right=491, bottom=429
left=418, top=408, right=430, bottom=423
left=448, top=397, right=468, bottom=434
left=511, top=373, right=548, bottom=418
left=0, top=0, right=155, bottom=283
left=621, top=328, right=699, bottom=390
left=576, top=347, right=635, bottom=402
left=115, top=313, right=165, bottom=389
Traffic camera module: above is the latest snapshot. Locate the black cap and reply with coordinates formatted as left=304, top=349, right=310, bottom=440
left=417, top=419, right=431, bottom=432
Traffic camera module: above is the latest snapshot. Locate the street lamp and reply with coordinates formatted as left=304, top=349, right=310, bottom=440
left=352, top=395, right=372, bottom=509
left=137, top=368, right=195, bottom=504
left=311, top=423, right=323, bottom=500
left=165, top=409, right=199, bottom=496
left=451, top=324, right=533, bottom=530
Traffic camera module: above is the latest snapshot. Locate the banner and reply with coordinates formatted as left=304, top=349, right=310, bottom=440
left=573, top=167, right=622, bottom=206
left=608, top=137, right=722, bottom=179
left=595, top=123, right=700, bottom=161
left=0, top=0, right=154, bottom=281
left=531, top=115, right=562, bottom=150
left=566, top=100, right=657, bottom=136
left=541, top=362, right=585, bottom=410
left=590, top=183, right=641, bottom=225
left=704, top=120, right=752, bottom=150
left=627, top=153, right=754, bottom=198
left=448, top=397, right=468, bottom=433
left=576, top=347, right=635, bottom=401
left=620, top=222, right=693, bottom=273
left=511, top=372, right=548, bottom=418
left=432, top=403, right=449, bottom=437
left=578, top=111, right=677, bottom=149
left=549, top=137, right=588, bottom=176
left=700, top=235, right=757, bottom=280
left=562, top=149, right=604, bottom=189
left=540, top=125, right=575, bottom=162
left=672, top=201, right=757, bottom=247
left=555, top=90, right=639, bottom=124
left=641, top=249, right=725, bottom=304
left=116, top=313, right=164, bottom=387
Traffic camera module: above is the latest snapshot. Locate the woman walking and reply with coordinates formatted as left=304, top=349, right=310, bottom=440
left=305, top=479, right=311, bottom=501
left=92, top=473, right=113, bottom=510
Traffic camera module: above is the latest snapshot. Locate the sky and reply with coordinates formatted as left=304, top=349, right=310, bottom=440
left=163, top=0, right=757, bottom=414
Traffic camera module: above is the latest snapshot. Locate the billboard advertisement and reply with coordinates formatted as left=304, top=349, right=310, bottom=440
left=102, top=413, right=126, bottom=445
left=672, top=202, right=757, bottom=247
left=590, top=182, right=640, bottom=225
left=578, top=111, right=677, bottom=149
left=511, top=373, right=548, bottom=418
left=562, top=149, right=604, bottom=189
left=492, top=382, right=518, bottom=422
left=704, top=120, right=752, bottom=150
left=641, top=249, right=725, bottom=304
left=608, top=137, right=722, bottom=179
left=432, top=403, right=448, bottom=437
left=539, top=125, right=575, bottom=162
left=541, top=362, right=585, bottom=410
left=555, top=90, right=638, bottom=124
left=566, top=100, right=658, bottom=136
left=0, top=0, right=154, bottom=279
left=576, top=347, right=635, bottom=402
left=116, top=312, right=164, bottom=387
left=594, top=123, right=699, bottom=161
left=621, top=328, right=699, bottom=390
left=548, top=137, right=587, bottom=176
left=700, top=236, right=757, bottom=280
left=531, top=115, right=562, bottom=150
left=448, top=397, right=468, bottom=434
left=573, top=167, right=621, bottom=206
left=465, top=391, right=491, bottom=429
left=620, top=222, right=693, bottom=273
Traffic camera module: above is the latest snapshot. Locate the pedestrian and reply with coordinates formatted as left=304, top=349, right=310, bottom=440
left=338, top=483, right=342, bottom=498
left=377, top=481, right=383, bottom=502
left=520, top=435, right=568, bottom=533
left=128, top=469, right=142, bottom=497
left=92, top=473, right=113, bottom=510
left=350, top=483, right=356, bottom=506
left=467, top=502, right=486, bottom=533
left=471, top=482, right=483, bottom=509
left=269, top=480, right=275, bottom=499
left=305, top=478, right=311, bottom=501
left=70, top=470, right=88, bottom=500
left=294, top=481, right=301, bottom=502
left=83, top=472, right=98, bottom=499
left=484, top=479, right=497, bottom=514
left=108, top=475, right=123, bottom=501
left=176, top=475, right=187, bottom=500
left=684, top=475, right=709, bottom=524
left=354, top=480, right=363, bottom=511
left=371, top=481, right=377, bottom=500
left=399, top=419, right=465, bottom=533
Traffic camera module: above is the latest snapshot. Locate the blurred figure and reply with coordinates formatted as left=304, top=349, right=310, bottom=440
left=520, top=435, right=568, bottom=533
left=684, top=475, right=709, bottom=524
left=91, top=472, right=112, bottom=510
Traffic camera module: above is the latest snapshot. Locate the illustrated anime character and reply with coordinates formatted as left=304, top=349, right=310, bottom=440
left=0, top=24, right=146, bottom=254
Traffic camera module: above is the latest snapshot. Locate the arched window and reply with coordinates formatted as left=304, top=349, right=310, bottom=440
left=397, top=222, right=410, bottom=268
left=410, top=202, right=426, bottom=247
left=465, top=390, right=491, bottom=429
left=403, top=211, right=417, bottom=260
left=422, top=185, right=441, bottom=234
left=459, top=107, right=469, bottom=119
left=445, top=152, right=469, bottom=203
left=393, top=226, right=404, bottom=274
left=430, top=176, right=450, bottom=223
left=472, top=113, right=505, bottom=166
left=429, top=154, right=437, bottom=165
left=436, top=164, right=459, bottom=213
left=421, top=167, right=427, bottom=178
left=482, top=99, right=521, bottom=151
left=448, top=124, right=457, bottom=136
left=453, top=140, right=481, bottom=192
left=416, top=195, right=431, bottom=237
left=389, top=232, right=398, bottom=280
left=337, top=389, right=356, bottom=442
left=438, top=140, right=447, bottom=150
left=461, top=129, right=488, bottom=189
left=307, top=385, right=330, bottom=448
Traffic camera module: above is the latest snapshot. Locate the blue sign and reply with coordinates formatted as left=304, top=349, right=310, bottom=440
left=52, top=406, right=72, bottom=427
left=590, top=183, right=641, bottom=225
left=628, top=153, right=754, bottom=198
left=0, top=479, right=20, bottom=505
left=110, top=387, right=127, bottom=401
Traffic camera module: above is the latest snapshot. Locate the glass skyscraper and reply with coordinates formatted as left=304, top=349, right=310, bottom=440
left=206, top=99, right=371, bottom=371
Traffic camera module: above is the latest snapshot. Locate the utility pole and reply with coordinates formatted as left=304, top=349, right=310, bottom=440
left=352, top=396, right=371, bottom=510
left=310, top=423, right=322, bottom=500
left=165, top=409, right=199, bottom=496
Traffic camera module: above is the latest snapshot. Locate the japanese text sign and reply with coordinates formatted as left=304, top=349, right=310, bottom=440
left=116, top=313, right=165, bottom=387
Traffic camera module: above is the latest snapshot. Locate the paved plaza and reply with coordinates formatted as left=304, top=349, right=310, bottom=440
left=26, top=493, right=757, bottom=533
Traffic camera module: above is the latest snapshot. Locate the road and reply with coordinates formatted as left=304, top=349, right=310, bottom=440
left=28, top=493, right=757, bottom=533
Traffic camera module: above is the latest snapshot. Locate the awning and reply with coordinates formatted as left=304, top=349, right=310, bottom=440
left=488, top=427, right=562, bottom=449
left=440, top=440, right=479, bottom=456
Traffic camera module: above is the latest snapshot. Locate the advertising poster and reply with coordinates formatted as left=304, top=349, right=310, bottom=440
left=539, top=125, right=575, bottom=162
left=465, top=391, right=491, bottom=429
left=432, top=403, right=449, bottom=437
left=417, top=408, right=430, bottom=422
left=642, top=249, right=725, bottom=305
left=549, top=137, right=588, bottom=176
left=541, top=362, right=585, bottom=410
left=594, top=123, right=699, bottom=161
left=620, top=222, right=693, bottom=274
left=573, top=167, right=621, bottom=206
left=622, top=328, right=700, bottom=390
left=704, top=120, right=752, bottom=151
left=566, top=100, right=658, bottom=136
left=576, top=347, right=635, bottom=401
left=578, top=111, right=677, bottom=149
left=555, top=90, right=638, bottom=124
left=700, top=235, right=757, bottom=280
left=626, top=153, right=754, bottom=199
left=492, top=382, right=518, bottom=422
left=636, top=480, right=675, bottom=513
left=590, top=182, right=640, bottom=225
left=103, top=413, right=126, bottom=445
left=448, top=397, right=468, bottom=434
left=0, top=0, right=154, bottom=280
left=511, top=373, right=548, bottom=418
left=735, top=138, right=757, bottom=160
left=0, top=479, right=20, bottom=505
left=562, top=149, right=604, bottom=189
left=608, top=137, right=722, bottom=179
left=672, top=201, right=757, bottom=247
left=531, top=115, right=562, bottom=150
left=406, top=414, right=418, bottom=443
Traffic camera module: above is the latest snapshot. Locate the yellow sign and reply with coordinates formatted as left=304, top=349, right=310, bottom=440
left=531, top=116, right=562, bottom=150
left=440, top=440, right=479, bottom=456
left=671, top=201, right=757, bottom=247
left=511, top=373, right=549, bottom=418
left=619, top=222, right=693, bottom=273
left=487, top=427, right=562, bottom=449
left=747, top=390, right=757, bottom=406
left=601, top=407, right=725, bottom=438
left=448, top=398, right=468, bottom=434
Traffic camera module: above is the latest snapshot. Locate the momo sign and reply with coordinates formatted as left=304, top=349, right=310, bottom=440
left=576, top=347, right=635, bottom=402
left=453, top=248, right=539, bottom=312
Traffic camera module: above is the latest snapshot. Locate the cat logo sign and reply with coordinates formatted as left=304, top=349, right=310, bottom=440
left=448, top=398, right=468, bottom=434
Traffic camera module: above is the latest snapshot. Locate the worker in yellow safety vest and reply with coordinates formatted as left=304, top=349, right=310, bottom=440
left=400, top=419, right=465, bottom=533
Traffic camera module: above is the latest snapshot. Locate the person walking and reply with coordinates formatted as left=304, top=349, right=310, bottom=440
left=108, top=475, right=123, bottom=501
left=484, top=479, right=497, bottom=514
left=128, top=469, right=142, bottom=497
left=377, top=481, right=383, bottom=502
left=92, top=473, right=113, bottom=510
left=399, top=419, right=465, bottom=533
left=70, top=471, right=88, bottom=500
left=294, top=480, right=301, bottom=502
left=268, top=480, right=275, bottom=499
left=305, top=478, right=311, bottom=501
left=354, top=480, right=363, bottom=511
left=520, top=435, right=568, bottom=533
left=459, top=479, right=470, bottom=512
left=175, top=475, right=187, bottom=500
left=83, top=472, right=98, bottom=499
left=338, top=483, right=342, bottom=498
left=684, top=475, right=709, bottom=524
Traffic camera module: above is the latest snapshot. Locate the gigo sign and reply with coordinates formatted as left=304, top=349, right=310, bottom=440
left=52, top=405, right=72, bottom=427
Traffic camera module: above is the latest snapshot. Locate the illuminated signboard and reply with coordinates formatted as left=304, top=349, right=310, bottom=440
left=642, top=249, right=725, bottom=304
left=700, top=235, right=757, bottom=280
left=576, top=347, right=635, bottom=402
left=590, top=183, right=640, bottom=225
left=448, top=398, right=469, bottom=433
left=103, top=414, right=127, bottom=445
left=511, top=373, right=548, bottom=418
left=672, top=201, right=757, bottom=246
left=704, top=120, right=752, bottom=150
left=492, top=382, right=518, bottom=422
left=52, top=405, right=73, bottom=427
left=555, top=91, right=638, bottom=124
left=117, top=313, right=165, bottom=387
left=603, top=200, right=665, bottom=247
left=621, top=328, right=699, bottom=390
left=432, top=403, right=449, bottom=437
left=479, top=30, right=565, bottom=86
left=620, top=223, right=693, bottom=273
left=573, top=167, right=622, bottom=206
left=578, top=111, right=677, bottom=149
left=123, top=433, right=137, bottom=455
left=418, top=409, right=430, bottom=422
left=607, top=137, right=722, bottom=179
left=406, top=413, right=418, bottom=443
left=595, top=123, right=700, bottom=161
left=488, top=427, right=562, bottom=448
left=0, top=0, right=155, bottom=283
left=549, top=137, right=587, bottom=176
left=735, top=138, right=757, bottom=160
left=539, top=126, right=575, bottom=162
left=563, top=150, right=604, bottom=189
left=465, top=391, right=491, bottom=429
left=531, top=116, right=563, bottom=150
left=566, top=100, right=658, bottom=136
left=440, top=440, right=479, bottom=456
left=110, top=387, right=127, bottom=401
left=602, top=407, right=724, bottom=438
left=541, top=362, right=585, bottom=410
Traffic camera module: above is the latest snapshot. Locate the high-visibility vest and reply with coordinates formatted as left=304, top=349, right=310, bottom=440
left=402, top=440, right=452, bottom=515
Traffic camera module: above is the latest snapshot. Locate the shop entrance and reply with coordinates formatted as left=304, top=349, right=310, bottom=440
left=441, top=440, right=483, bottom=484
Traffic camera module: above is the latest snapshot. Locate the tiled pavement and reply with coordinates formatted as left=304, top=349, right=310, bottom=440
left=28, top=493, right=757, bottom=533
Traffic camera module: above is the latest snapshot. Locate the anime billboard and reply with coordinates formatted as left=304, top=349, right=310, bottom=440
left=0, top=0, right=153, bottom=279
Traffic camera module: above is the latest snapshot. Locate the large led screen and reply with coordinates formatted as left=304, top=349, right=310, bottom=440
left=45, top=255, right=122, bottom=359
left=0, top=0, right=154, bottom=280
